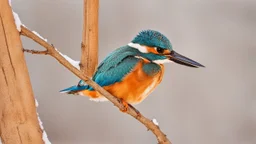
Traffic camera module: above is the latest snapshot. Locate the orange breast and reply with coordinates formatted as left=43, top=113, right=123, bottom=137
left=81, top=60, right=164, bottom=104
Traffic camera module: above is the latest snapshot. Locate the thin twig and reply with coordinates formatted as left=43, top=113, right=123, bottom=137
left=20, top=25, right=171, bottom=144
left=23, top=48, right=49, bottom=55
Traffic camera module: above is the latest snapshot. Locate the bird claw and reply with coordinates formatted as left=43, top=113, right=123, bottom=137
left=118, top=98, right=129, bottom=112
left=117, top=98, right=141, bottom=118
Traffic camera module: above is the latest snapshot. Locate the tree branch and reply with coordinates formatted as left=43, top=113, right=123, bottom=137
left=80, top=0, right=99, bottom=77
left=20, top=25, right=171, bottom=144
left=23, top=49, right=49, bottom=55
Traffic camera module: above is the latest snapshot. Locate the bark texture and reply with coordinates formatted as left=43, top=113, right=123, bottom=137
left=80, top=0, right=99, bottom=77
left=0, top=0, right=43, bottom=143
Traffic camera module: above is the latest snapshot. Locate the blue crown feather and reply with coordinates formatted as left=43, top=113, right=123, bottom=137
left=131, top=30, right=172, bottom=50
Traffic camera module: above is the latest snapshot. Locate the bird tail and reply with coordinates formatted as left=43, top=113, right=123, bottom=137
left=59, top=85, right=88, bottom=94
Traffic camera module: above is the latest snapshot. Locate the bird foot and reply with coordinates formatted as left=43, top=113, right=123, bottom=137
left=117, top=98, right=141, bottom=117
left=118, top=98, right=129, bottom=112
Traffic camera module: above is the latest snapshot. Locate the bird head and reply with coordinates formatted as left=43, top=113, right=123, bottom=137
left=128, top=30, right=204, bottom=68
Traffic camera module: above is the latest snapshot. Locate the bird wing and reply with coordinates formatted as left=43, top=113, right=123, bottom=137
left=92, top=56, right=139, bottom=89
left=84, top=46, right=141, bottom=90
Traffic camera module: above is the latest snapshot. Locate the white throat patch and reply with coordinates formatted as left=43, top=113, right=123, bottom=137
left=128, top=42, right=148, bottom=53
left=153, top=59, right=171, bottom=64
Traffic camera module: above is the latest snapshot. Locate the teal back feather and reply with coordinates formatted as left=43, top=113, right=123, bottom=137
left=87, top=46, right=140, bottom=90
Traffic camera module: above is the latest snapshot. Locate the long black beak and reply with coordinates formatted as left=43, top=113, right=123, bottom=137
left=168, top=51, right=205, bottom=68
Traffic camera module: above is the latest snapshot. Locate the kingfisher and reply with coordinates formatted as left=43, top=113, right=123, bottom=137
left=60, top=30, right=204, bottom=111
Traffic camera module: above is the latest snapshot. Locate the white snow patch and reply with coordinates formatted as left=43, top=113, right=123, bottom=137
left=152, top=118, right=159, bottom=126
left=32, top=31, right=48, bottom=42
left=9, top=0, right=22, bottom=32
left=12, top=11, right=22, bottom=31
left=89, top=97, right=108, bottom=102
left=55, top=48, right=80, bottom=70
left=21, top=24, right=27, bottom=28
left=35, top=99, right=39, bottom=107
left=35, top=99, right=51, bottom=144
left=77, top=92, right=108, bottom=102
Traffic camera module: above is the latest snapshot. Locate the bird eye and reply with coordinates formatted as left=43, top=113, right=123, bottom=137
left=156, top=47, right=165, bottom=54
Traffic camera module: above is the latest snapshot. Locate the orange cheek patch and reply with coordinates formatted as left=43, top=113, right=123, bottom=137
left=163, top=49, right=171, bottom=55
left=145, top=46, right=158, bottom=54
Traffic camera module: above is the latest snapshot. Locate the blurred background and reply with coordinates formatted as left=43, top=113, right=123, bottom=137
left=13, top=0, right=256, bottom=144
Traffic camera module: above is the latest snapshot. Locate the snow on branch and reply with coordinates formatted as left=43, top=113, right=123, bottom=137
left=35, top=99, right=51, bottom=144
left=12, top=11, right=22, bottom=31
left=152, top=118, right=159, bottom=126
left=9, top=0, right=22, bottom=32
left=55, top=48, right=80, bottom=70
left=32, top=31, right=48, bottom=42
left=22, top=29, right=80, bottom=69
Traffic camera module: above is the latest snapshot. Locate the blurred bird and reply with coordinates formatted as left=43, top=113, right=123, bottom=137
left=60, top=30, right=204, bottom=111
